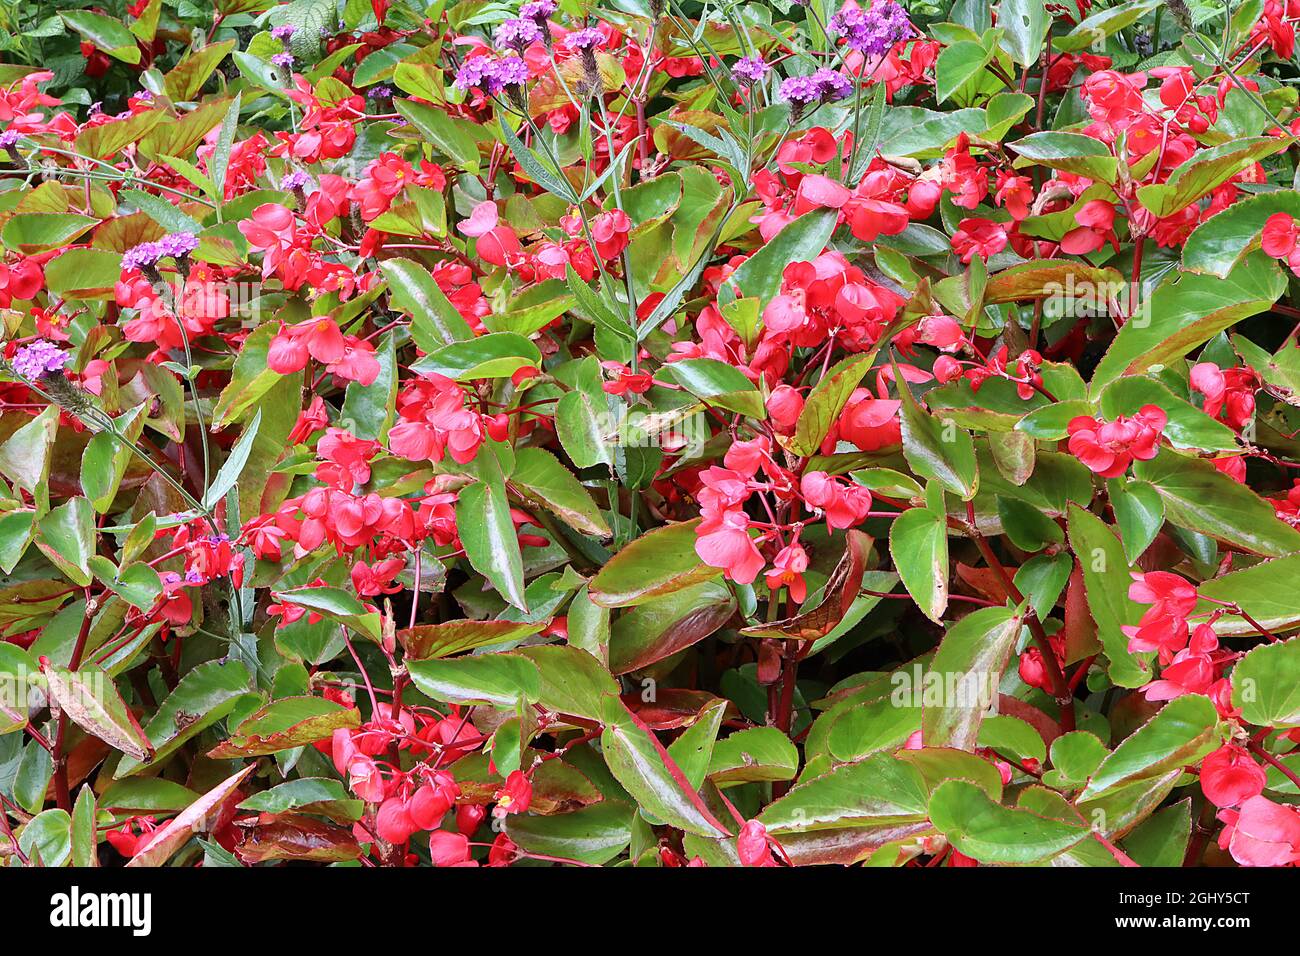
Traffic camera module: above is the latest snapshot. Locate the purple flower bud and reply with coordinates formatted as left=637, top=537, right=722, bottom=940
left=779, top=68, right=853, bottom=118
left=11, top=340, right=70, bottom=380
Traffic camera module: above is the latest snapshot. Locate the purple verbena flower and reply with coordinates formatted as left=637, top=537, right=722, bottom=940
left=11, top=340, right=70, bottom=380
left=779, top=68, right=853, bottom=117
left=519, top=0, right=557, bottom=25
left=778, top=74, right=820, bottom=107
left=564, top=27, right=604, bottom=52
left=271, top=52, right=295, bottom=70
left=827, top=8, right=866, bottom=40
left=157, top=232, right=199, bottom=260
left=489, top=55, right=531, bottom=92
left=367, top=85, right=394, bottom=99
left=453, top=56, right=492, bottom=93
left=0, top=130, right=20, bottom=149
left=495, top=17, right=543, bottom=51
left=732, top=56, right=768, bottom=86
left=281, top=170, right=309, bottom=191
left=271, top=24, right=296, bottom=40
left=829, top=0, right=913, bottom=57
left=121, top=241, right=164, bottom=272
left=811, top=67, right=853, bottom=102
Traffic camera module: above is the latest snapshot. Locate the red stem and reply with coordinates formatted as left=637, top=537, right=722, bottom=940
left=52, top=590, right=97, bottom=812
left=965, top=502, right=1075, bottom=732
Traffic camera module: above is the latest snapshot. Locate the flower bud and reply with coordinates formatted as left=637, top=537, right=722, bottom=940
left=933, top=354, right=963, bottom=383
left=766, top=384, right=804, bottom=431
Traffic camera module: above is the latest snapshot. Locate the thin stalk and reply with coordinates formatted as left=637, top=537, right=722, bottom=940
left=965, top=501, right=1075, bottom=731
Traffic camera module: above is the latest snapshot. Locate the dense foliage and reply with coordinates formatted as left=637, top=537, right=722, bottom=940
left=2, top=0, right=1300, bottom=869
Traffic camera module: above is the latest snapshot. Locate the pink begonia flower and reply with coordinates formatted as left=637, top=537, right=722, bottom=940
left=458, top=201, right=521, bottom=267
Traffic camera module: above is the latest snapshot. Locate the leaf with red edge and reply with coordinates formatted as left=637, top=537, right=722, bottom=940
left=44, top=665, right=152, bottom=761
left=620, top=689, right=739, bottom=730
left=234, top=813, right=362, bottom=864
left=398, top=619, right=544, bottom=660
left=206, top=697, right=360, bottom=759
left=608, top=581, right=736, bottom=675
left=127, top=764, right=257, bottom=867
left=588, top=519, right=720, bottom=608
left=598, top=696, right=730, bottom=838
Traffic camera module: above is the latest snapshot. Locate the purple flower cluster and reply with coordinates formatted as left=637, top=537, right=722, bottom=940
left=778, top=75, right=819, bottom=106
left=519, top=0, right=557, bottom=24
left=271, top=24, right=296, bottom=41
left=453, top=56, right=491, bottom=93
left=368, top=85, right=394, bottom=99
left=121, top=243, right=161, bottom=272
left=490, top=56, right=531, bottom=92
left=779, top=68, right=853, bottom=107
left=122, top=233, right=199, bottom=271
left=159, top=232, right=200, bottom=258
left=271, top=52, right=295, bottom=70
left=0, top=129, right=20, bottom=149
left=731, top=56, right=768, bottom=86
left=828, top=0, right=913, bottom=57
left=454, top=55, right=530, bottom=95
left=564, top=27, right=604, bottom=52
left=495, top=17, right=543, bottom=51
left=281, top=170, right=310, bottom=191
left=11, top=339, right=69, bottom=381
